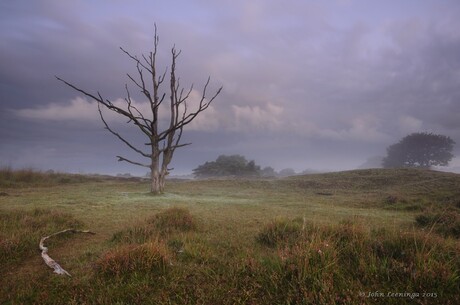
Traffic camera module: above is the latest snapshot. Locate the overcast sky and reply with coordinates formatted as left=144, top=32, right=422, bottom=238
left=1, top=0, right=460, bottom=175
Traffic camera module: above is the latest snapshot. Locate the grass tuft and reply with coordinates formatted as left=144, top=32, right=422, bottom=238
left=147, top=207, right=197, bottom=235
left=111, top=226, right=158, bottom=244
left=254, top=218, right=460, bottom=303
left=0, top=166, right=98, bottom=187
left=95, top=239, right=170, bottom=278
left=416, top=210, right=460, bottom=238
left=256, top=218, right=303, bottom=247
left=111, top=207, right=197, bottom=245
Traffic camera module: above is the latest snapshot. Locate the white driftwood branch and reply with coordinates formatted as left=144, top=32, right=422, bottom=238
left=39, top=229, right=95, bottom=277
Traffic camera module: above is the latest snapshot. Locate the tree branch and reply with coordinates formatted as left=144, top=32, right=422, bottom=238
left=124, top=84, right=153, bottom=130
left=116, top=155, right=150, bottom=168
left=97, top=103, right=151, bottom=158
left=120, top=47, right=153, bottom=74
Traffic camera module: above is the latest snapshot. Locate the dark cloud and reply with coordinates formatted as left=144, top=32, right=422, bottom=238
left=1, top=0, right=460, bottom=173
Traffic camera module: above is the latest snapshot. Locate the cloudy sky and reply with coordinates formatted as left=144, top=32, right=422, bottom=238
left=1, top=0, right=460, bottom=175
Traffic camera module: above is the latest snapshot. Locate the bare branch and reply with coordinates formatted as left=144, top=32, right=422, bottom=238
left=158, top=78, right=222, bottom=140
left=158, top=67, right=168, bottom=85
left=172, top=142, right=191, bottom=149
left=116, top=156, right=150, bottom=168
left=56, top=76, right=153, bottom=138
left=120, top=47, right=153, bottom=74
left=125, top=84, right=152, bottom=128
left=179, top=84, right=194, bottom=104
left=126, top=73, right=145, bottom=92
left=97, top=103, right=151, bottom=158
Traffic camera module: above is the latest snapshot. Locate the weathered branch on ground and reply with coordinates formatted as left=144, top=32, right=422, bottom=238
left=39, top=229, right=95, bottom=277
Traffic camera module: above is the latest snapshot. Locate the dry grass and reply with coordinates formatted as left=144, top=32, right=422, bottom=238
left=0, top=166, right=99, bottom=187
left=96, top=239, right=170, bottom=277
left=148, top=207, right=197, bottom=234
left=0, top=168, right=459, bottom=304
left=0, top=208, right=82, bottom=266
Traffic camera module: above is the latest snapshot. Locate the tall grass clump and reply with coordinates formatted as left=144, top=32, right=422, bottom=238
left=111, top=226, right=158, bottom=244
left=95, top=239, right=170, bottom=278
left=111, top=207, right=197, bottom=245
left=2, top=166, right=35, bottom=186
left=147, top=207, right=197, bottom=235
left=256, top=218, right=303, bottom=247
left=0, top=166, right=97, bottom=187
left=416, top=209, right=460, bottom=238
left=0, top=208, right=82, bottom=265
left=254, top=218, right=460, bottom=304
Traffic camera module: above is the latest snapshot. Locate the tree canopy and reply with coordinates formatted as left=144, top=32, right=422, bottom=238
left=193, top=155, right=261, bottom=178
left=382, top=132, right=455, bottom=169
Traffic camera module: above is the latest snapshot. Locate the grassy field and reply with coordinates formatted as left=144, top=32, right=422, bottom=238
left=0, top=168, right=459, bottom=304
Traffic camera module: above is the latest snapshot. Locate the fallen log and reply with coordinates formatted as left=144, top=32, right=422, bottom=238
left=39, top=229, right=95, bottom=277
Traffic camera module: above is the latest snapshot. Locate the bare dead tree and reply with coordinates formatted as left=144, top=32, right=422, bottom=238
left=57, top=25, right=222, bottom=194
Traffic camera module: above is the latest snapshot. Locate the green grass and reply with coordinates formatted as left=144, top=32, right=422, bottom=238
left=0, top=168, right=459, bottom=304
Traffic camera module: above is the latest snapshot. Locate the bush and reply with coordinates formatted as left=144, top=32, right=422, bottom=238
left=192, top=155, right=261, bottom=178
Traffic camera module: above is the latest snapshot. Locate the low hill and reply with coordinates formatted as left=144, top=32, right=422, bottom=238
left=285, top=167, right=460, bottom=192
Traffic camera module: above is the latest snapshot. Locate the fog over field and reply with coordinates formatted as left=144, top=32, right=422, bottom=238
left=1, top=0, right=460, bottom=175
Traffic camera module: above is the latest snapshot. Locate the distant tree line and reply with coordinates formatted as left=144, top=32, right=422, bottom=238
left=193, top=155, right=260, bottom=178
left=193, top=132, right=456, bottom=179
left=382, top=132, right=455, bottom=169
left=192, top=155, right=316, bottom=178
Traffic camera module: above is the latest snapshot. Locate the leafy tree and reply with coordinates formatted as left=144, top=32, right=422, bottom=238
left=57, top=25, right=222, bottom=194
left=278, top=168, right=296, bottom=177
left=260, top=166, right=276, bottom=177
left=382, top=132, right=455, bottom=168
left=193, top=155, right=261, bottom=178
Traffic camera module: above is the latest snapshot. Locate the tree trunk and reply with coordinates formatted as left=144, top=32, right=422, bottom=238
left=151, top=170, right=163, bottom=194
left=150, top=151, right=164, bottom=194
left=159, top=171, right=166, bottom=192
